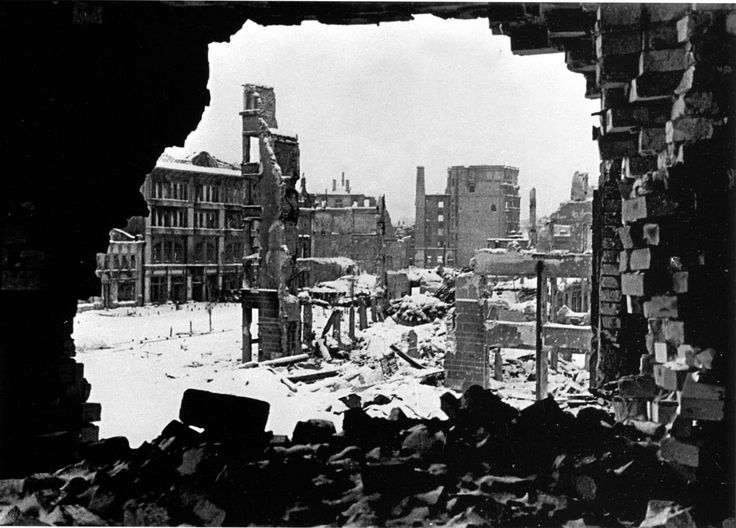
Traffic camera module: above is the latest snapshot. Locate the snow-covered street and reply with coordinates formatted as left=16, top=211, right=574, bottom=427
left=73, top=301, right=451, bottom=447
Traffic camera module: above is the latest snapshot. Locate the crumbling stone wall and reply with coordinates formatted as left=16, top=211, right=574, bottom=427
left=444, top=273, right=491, bottom=390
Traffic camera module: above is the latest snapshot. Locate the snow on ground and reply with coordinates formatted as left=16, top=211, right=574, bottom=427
left=73, top=301, right=449, bottom=448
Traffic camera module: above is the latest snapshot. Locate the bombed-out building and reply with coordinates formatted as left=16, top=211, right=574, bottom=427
left=2, top=3, right=735, bottom=526
left=415, top=164, right=521, bottom=268
left=297, top=174, right=408, bottom=274
left=536, top=171, right=594, bottom=253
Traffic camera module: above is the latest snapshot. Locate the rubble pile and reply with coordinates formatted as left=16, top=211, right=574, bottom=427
left=0, top=386, right=725, bottom=527
left=386, top=294, right=450, bottom=326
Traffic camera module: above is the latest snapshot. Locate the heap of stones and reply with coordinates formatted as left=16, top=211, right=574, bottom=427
left=0, top=387, right=729, bottom=527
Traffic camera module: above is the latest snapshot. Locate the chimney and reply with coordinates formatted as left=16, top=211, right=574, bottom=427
left=332, top=179, right=337, bottom=192
left=529, top=188, right=537, bottom=247
left=341, top=172, right=345, bottom=186
left=345, top=179, right=351, bottom=194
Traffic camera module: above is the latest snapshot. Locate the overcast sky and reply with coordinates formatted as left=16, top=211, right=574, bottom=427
left=167, top=15, right=601, bottom=223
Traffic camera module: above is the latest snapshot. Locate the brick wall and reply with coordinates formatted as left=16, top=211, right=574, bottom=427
left=444, top=273, right=490, bottom=390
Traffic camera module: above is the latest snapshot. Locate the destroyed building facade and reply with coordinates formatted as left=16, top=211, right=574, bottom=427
left=298, top=174, right=408, bottom=274
left=536, top=171, right=594, bottom=253
left=415, top=164, right=521, bottom=268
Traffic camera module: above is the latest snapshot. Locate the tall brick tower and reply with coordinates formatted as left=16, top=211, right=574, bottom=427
left=414, top=166, right=426, bottom=268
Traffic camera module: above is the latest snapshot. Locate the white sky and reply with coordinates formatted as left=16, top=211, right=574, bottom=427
left=167, top=15, right=601, bottom=223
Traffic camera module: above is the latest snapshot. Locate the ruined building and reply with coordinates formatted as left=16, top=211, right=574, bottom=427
left=95, top=229, right=145, bottom=308
left=536, top=171, right=594, bottom=253
left=298, top=174, right=407, bottom=274
left=95, top=152, right=246, bottom=306
left=240, top=84, right=303, bottom=362
left=415, top=164, right=521, bottom=268
left=1, top=4, right=733, bottom=518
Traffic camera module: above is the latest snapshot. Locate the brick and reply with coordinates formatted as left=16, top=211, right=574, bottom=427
left=179, top=389, right=270, bottom=439
left=601, top=316, right=622, bottom=329
left=639, top=46, right=693, bottom=74
left=623, top=155, right=659, bottom=177
left=638, top=127, right=667, bottom=155
left=596, top=30, right=642, bottom=57
left=666, top=117, right=715, bottom=144
left=601, top=85, right=629, bottom=109
left=621, top=273, right=645, bottom=296
left=645, top=4, right=690, bottom=24
left=598, top=3, right=642, bottom=30
left=670, top=91, right=719, bottom=120
left=653, top=363, right=688, bottom=390
left=643, top=295, right=678, bottom=318
left=629, top=247, right=665, bottom=270
left=598, top=132, right=639, bottom=160
left=618, top=375, right=657, bottom=399
left=600, top=302, right=623, bottom=316
left=602, top=250, right=621, bottom=264
left=680, top=373, right=725, bottom=421
left=654, top=341, right=670, bottom=363
left=651, top=400, right=678, bottom=424
left=660, top=437, right=699, bottom=468
left=602, top=236, right=622, bottom=250
left=82, top=402, right=102, bottom=423
left=601, top=263, right=620, bottom=275
left=600, top=275, right=621, bottom=289
left=619, top=250, right=630, bottom=272
left=622, top=194, right=679, bottom=223
left=629, top=71, right=687, bottom=102
left=643, top=22, right=680, bottom=50
left=600, top=288, right=622, bottom=303
left=627, top=294, right=644, bottom=314
left=597, top=53, right=640, bottom=85
left=663, top=320, right=685, bottom=346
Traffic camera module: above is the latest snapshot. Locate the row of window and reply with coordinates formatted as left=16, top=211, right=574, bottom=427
left=151, top=207, right=188, bottom=228
left=150, top=208, right=245, bottom=229
left=151, top=237, right=244, bottom=264
left=100, top=253, right=137, bottom=270
left=151, top=180, right=244, bottom=204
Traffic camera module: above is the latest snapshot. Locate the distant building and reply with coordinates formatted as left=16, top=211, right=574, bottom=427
left=536, top=171, right=593, bottom=253
left=297, top=176, right=408, bottom=274
left=415, top=165, right=521, bottom=268
left=95, top=229, right=145, bottom=308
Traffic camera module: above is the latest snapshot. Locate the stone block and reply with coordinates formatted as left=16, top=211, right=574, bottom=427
left=621, top=273, right=645, bottom=296
left=638, top=127, right=667, bottom=155
left=645, top=4, right=690, bottom=24
left=598, top=132, right=639, bottom=159
left=596, top=30, right=642, bottom=57
left=671, top=91, right=719, bottom=120
left=643, top=21, right=681, bottom=50
left=653, top=363, right=688, bottom=390
left=663, top=320, right=685, bottom=346
left=639, top=46, right=693, bottom=74
left=619, top=250, right=630, bottom=272
left=618, top=226, right=635, bottom=249
left=651, top=400, right=678, bottom=424
left=179, top=389, right=270, bottom=439
left=680, top=373, right=725, bottom=421
left=598, top=3, right=643, bottom=30
left=629, top=247, right=665, bottom=270
left=601, top=85, right=629, bottom=108
left=666, top=117, right=715, bottom=144
left=629, top=71, right=688, bottom=102
left=643, top=295, right=678, bottom=318
left=660, top=437, right=699, bottom=468
left=621, top=194, right=679, bottom=223
left=624, top=154, right=659, bottom=177
left=597, top=53, right=641, bottom=84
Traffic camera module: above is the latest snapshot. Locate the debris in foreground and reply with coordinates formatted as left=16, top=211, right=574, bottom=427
left=0, top=385, right=729, bottom=527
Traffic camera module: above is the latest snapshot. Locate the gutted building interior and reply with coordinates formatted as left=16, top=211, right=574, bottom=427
left=0, top=2, right=733, bottom=526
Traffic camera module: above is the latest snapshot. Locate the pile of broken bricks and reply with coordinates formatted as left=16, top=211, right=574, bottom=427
left=1, top=386, right=732, bottom=527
